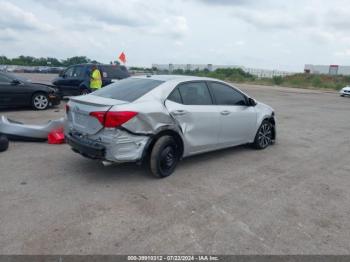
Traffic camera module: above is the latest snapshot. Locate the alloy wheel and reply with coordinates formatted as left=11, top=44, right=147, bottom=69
left=33, top=95, right=49, bottom=110
left=258, top=123, right=272, bottom=148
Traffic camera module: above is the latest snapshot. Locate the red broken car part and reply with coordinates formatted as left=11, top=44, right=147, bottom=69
left=89, top=111, right=138, bottom=128
left=48, top=128, right=65, bottom=144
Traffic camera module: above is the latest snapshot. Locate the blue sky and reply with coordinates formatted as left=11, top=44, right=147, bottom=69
left=1, top=0, right=350, bottom=71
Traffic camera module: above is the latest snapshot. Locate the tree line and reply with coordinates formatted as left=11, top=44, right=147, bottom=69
left=0, top=55, right=100, bottom=67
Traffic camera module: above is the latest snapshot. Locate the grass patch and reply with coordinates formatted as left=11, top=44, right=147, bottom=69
left=156, top=68, right=348, bottom=91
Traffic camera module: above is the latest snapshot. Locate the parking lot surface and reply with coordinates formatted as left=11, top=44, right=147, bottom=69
left=0, top=74, right=350, bottom=254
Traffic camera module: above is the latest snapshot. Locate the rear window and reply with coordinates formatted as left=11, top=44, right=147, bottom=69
left=92, top=78, right=164, bottom=102
left=100, top=65, right=127, bottom=79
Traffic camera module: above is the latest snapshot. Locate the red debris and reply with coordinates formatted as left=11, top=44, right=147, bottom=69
left=48, top=128, right=65, bottom=144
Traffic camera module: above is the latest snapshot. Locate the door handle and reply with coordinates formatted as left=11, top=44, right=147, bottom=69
left=171, top=110, right=187, bottom=116
left=220, top=110, right=231, bottom=116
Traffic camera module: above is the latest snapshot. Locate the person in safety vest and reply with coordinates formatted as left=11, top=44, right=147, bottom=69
left=90, top=65, right=102, bottom=91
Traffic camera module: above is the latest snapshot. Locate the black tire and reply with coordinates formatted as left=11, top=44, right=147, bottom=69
left=150, top=136, right=179, bottom=178
left=253, top=120, right=273, bottom=150
left=80, top=88, right=90, bottom=95
left=32, top=92, right=49, bottom=110
left=0, top=135, right=9, bottom=152
left=340, top=94, right=345, bottom=97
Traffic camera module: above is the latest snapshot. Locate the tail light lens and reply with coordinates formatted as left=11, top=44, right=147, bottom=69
left=89, top=111, right=106, bottom=125
left=89, top=111, right=138, bottom=128
left=65, top=104, right=70, bottom=114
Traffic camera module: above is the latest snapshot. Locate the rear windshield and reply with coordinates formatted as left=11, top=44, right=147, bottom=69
left=100, top=65, right=129, bottom=79
left=92, top=78, right=164, bottom=102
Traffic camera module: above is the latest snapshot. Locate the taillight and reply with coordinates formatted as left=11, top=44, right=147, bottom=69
left=89, top=111, right=137, bottom=128
left=65, top=104, right=70, bottom=114
left=105, top=111, right=138, bottom=127
left=89, top=111, right=106, bottom=125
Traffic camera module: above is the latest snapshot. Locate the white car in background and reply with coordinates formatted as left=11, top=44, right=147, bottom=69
left=340, top=86, right=350, bottom=97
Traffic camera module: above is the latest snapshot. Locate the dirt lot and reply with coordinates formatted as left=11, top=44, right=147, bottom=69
left=0, top=74, right=350, bottom=254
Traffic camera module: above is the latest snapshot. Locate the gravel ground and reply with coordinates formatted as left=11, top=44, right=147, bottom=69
left=0, top=74, right=349, bottom=254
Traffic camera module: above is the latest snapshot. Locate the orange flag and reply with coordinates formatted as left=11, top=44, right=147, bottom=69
left=119, top=52, right=126, bottom=64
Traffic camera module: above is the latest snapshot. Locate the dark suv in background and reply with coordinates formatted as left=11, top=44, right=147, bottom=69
left=52, top=64, right=130, bottom=96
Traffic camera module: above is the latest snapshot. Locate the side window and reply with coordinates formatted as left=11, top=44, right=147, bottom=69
left=73, top=66, right=86, bottom=78
left=209, top=82, right=247, bottom=106
left=101, top=66, right=119, bottom=79
left=178, top=82, right=213, bottom=105
left=0, top=75, right=10, bottom=83
left=64, top=67, right=74, bottom=78
left=168, top=88, right=182, bottom=104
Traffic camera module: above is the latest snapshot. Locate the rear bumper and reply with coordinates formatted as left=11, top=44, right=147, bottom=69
left=65, top=128, right=150, bottom=163
left=66, top=133, right=106, bottom=159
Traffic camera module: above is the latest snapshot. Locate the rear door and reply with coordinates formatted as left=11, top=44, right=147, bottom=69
left=208, top=81, right=257, bottom=146
left=165, top=81, right=221, bottom=155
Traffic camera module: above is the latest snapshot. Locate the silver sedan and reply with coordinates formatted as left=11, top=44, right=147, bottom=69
left=65, top=75, right=276, bottom=178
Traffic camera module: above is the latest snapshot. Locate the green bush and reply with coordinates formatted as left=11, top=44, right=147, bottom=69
left=272, top=76, right=283, bottom=85
left=311, top=76, right=322, bottom=87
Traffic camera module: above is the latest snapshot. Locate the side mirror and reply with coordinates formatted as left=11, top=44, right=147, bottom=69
left=10, top=79, right=20, bottom=85
left=248, top=97, right=257, bottom=106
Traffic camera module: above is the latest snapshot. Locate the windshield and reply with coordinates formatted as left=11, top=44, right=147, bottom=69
left=92, top=78, right=164, bottom=102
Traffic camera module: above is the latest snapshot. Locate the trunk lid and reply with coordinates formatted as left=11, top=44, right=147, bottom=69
left=68, top=95, right=128, bottom=135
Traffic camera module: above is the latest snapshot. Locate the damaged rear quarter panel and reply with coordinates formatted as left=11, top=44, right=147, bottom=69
left=118, top=80, right=184, bottom=136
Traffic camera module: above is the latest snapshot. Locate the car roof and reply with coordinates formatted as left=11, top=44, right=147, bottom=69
left=132, top=74, right=217, bottom=82
left=70, top=63, right=124, bottom=67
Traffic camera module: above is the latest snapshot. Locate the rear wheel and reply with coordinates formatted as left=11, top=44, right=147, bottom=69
left=32, top=93, right=49, bottom=110
left=253, top=120, right=273, bottom=149
left=150, top=136, right=179, bottom=178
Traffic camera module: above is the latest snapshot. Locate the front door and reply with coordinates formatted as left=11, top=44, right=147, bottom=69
left=0, top=75, right=14, bottom=106
left=165, top=81, right=221, bottom=155
left=207, top=81, right=257, bottom=146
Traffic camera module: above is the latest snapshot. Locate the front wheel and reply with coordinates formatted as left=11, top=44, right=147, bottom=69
left=32, top=93, right=49, bottom=110
left=253, top=120, right=273, bottom=149
left=150, top=136, right=179, bottom=178
left=0, top=135, right=9, bottom=152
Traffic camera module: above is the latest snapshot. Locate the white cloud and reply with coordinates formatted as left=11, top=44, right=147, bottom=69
left=235, top=40, right=245, bottom=46
left=164, top=16, right=189, bottom=38
left=335, top=49, right=350, bottom=56
left=0, top=1, right=53, bottom=31
left=2, top=0, right=350, bottom=71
